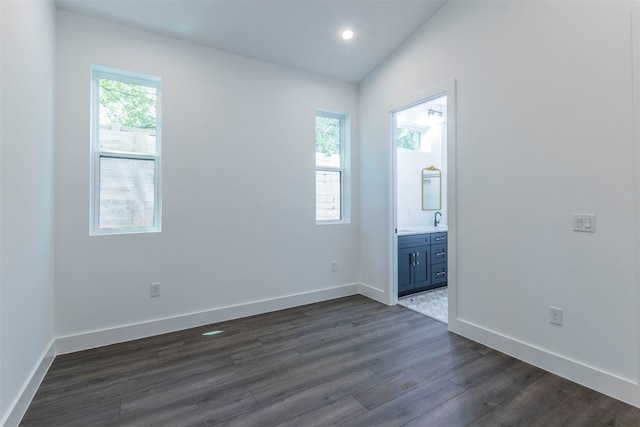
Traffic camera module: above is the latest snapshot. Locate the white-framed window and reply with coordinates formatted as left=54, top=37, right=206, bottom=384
left=90, top=66, right=162, bottom=235
left=315, top=111, right=349, bottom=223
left=396, top=125, right=423, bottom=151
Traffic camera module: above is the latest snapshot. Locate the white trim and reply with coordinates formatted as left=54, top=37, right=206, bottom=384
left=449, top=318, right=640, bottom=408
left=315, top=110, right=350, bottom=224
left=1, top=341, right=56, bottom=427
left=632, top=5, right=640, bottom=399
left=56, top=283, right=360, bottom=354
left=90, top=65, right=162, bottom=236
left=358, top=282, right=389, bottom=305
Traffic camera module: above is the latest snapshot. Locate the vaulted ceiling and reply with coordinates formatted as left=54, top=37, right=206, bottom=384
left=55, top=0, right=446, bottom=84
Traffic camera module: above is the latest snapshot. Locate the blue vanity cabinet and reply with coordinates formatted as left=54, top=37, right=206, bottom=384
left=398, top=231, right=447, bottom=297
left=398, top=234, right=431, bottom=296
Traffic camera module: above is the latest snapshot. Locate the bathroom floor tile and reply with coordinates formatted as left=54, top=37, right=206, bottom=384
left=397, top=287, right=448, bottom=323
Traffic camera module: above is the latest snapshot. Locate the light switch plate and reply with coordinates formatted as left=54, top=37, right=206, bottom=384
left=573, top=214, right=596, bottom=233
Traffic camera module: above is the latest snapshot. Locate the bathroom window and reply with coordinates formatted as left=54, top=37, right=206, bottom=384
left=316, top=111, right=349, bottom=223
left=90, top=66, right=162, bottom=235
left=396, top=127, right=422, bottom=150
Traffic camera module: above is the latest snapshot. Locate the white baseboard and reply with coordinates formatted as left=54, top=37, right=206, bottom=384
left=1, top=340, right=56, bottom=427
left=358, top=282, right=389, bottom=305
left=56, top=283, right=360, bottom=355
left=449, top=317, right=640, bottom=408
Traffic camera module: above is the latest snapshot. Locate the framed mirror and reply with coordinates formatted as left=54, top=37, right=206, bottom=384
left=422, top=166, right=441, bottom=210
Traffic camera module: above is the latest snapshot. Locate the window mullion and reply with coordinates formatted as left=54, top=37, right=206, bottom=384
left=99, top=151, right=158, bottom=162
left=316, top=166, right=342, bottom=173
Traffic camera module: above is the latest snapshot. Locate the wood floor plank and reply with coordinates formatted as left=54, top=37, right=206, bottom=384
left=402, top=376, right=504, bottom=426
left=132, top=391, right=256, bottom=427
left=444, top=347, right=520, bottom=389
left=529, top=394, right=607, bottom=427
left=20, top=295, right=639, bottom=427
left=224, top=368, right=380, bottom=427
left=291, top=309, right=419, bottom=358
left=119, top=367, right=278, bottom=413
left=251, top=345, right=399, bottom=406
left=597, top=400, right=640, bottom=426
left=367, top=336, right=479, bottom=380
left=570, top=385, right=619, bottom=412
left=99, top=391, right=256, bottom=427
left=273, top=395, right=366, bottom=427
left=469, top=373, right=580, bottom=427
left=352, top=346, right=480, bottom=410
left=342, top=375, right=465, bottom=427
left=20, top=394, right=121, bottom=427
left=404, top=363, right=551, bottom=427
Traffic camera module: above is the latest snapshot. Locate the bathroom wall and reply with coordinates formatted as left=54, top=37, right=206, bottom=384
left=396, top=147, right=447, bottom=229
left=360, top=0, right=639, bottom=405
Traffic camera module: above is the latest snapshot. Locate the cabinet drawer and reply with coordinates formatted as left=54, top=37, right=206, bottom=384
left=431, top=232, right=447, bottom=244
left=398, top=234, right=430, bottom=248
left=431, top=243, right=447, bottom=264
left=432, top=263, right=447, bottom=284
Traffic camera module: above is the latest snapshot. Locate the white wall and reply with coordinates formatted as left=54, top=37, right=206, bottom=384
left=0, top=0, right=56, bottom=424
left=396, top=147, right=446, bottom=229
left=54, top=12, right=359, bottom=348
left=360, top=1, right=639, bottom=405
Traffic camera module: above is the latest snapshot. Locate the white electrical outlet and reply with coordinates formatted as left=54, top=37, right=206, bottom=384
left=150, top=283, right=160, bottom=298
left=573, top=214, right=596, bottom=233
left=549, top=306, right=563, bottom=326
left=331, top=261, right=337, bottom=272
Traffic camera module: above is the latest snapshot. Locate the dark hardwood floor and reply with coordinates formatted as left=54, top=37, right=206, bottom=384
left=20, top=295, right=640, bottom=426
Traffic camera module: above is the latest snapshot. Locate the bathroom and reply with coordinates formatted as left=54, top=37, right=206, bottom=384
left=395, top=95, right=449, bottom=322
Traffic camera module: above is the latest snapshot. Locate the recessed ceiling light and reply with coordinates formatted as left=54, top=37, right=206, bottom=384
left=341, top=30, right=354, bottom=40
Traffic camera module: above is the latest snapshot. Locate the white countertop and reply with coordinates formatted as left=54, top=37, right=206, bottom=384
left=397, top=225, right=448, bottom=236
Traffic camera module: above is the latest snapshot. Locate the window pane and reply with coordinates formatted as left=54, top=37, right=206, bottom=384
left=316, top=170, right=341, bottom=221
left=99, top=157, right=155, bottom=229
left=99, top=78, right=157, bottom=154
left=316, top=116, right=341, bottom=168
left=396, top=127, right=421, bottom=150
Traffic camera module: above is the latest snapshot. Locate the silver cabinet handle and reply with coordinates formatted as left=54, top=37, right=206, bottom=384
left=435, top=237, right=445, bottom=241
left=416, top=252, right=420, bottom=265
left=436, top=272, right=446, bottom=276
left=411, top=253, right=415, bottom=265
left=436, top=252, right=446, bottom=256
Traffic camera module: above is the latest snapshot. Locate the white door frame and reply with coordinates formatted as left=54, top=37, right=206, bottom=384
left=388, top=80, right=457, bottom=325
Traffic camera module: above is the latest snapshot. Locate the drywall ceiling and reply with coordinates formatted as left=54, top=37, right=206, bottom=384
left=55, top=0, right=446, bottom=84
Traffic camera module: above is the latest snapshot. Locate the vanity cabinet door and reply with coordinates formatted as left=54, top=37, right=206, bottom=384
left=398, top=247, right=415, bottom=294
left=413, top=245, right=430, bottom=288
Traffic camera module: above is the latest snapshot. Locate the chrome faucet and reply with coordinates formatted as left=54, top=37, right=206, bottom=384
left=434, top=211, right=442, bottom=227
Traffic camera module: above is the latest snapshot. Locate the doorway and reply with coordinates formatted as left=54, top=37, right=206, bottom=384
left=389, top=82, right=456, bottom=325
